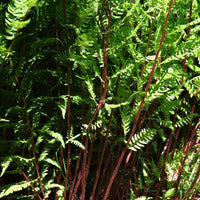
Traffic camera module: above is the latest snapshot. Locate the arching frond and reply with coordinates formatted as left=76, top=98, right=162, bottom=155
left=128, top=129, right=157, bottom=152
left=5, top=0, right=38, bottom=40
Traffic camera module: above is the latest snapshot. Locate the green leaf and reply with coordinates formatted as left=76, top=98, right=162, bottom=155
left=0, top=157, right=12, bottom=177
left=45, top=158, right=62, bottom=171
left=0, top=118, right=9, bottom=122
left=0, top=179, right=37, bottom=198
left=45, top=129, right=65, bottom=148
left=134, top=196, right=148, bottom=200
left=163, top=188, right=175, bottom=199
left=45, top=158, right=65, bottom=178
left=128, top=129, right=157, bottom=152
left=57, top=95, right=68, bottom=119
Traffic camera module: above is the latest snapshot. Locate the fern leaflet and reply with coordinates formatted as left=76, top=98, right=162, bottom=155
left=128, top=129, right=157, bottom=152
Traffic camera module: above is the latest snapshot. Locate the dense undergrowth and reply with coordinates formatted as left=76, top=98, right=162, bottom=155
left=0, top=0, right=200, bottom=199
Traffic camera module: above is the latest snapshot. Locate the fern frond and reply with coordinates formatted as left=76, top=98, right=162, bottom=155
left=56, top=95, right=68, bottom=120
left=85, top=77, right=97, bottom=104
left=128, top=129, right=156, bottom=152
left=66, top=138, right=85, bottom=150
left=175, top=114, right=195, bottom=128
left=134, top=196, right=150, bottom=200
left=0, top=179, right=37, bottom=198
left=185, top=75, right=200, bottom=98
left=38, top=148, right=50, bottom=162
left=5, top=0, right=38, bottom=40
left=0, top=157, right=12, bottom=177
left=121, top=105, right=131, bottom=136
left=44, top=128, right=65, bottom=148
left=163, top=188, right=175, bottom=199
left=45, top=158, right=65, bottom=178
left=0, top=35, right=7, bottom=63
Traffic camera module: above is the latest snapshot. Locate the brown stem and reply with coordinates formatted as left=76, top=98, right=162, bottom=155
left=80, top=135, right=88, bottom=200
left=183, top=88, right=199, bottom=153
left=182, top=164, right=200, bottom=199
left=174, top=121, right=199, bottom=198
left=140, top=18, right=153, bottom=78
left=181, top=0, right=193, bottom=85
left=103, top=1, right=173, bottom=199
left=10, top=61, right=47, bottom=199
left=86, top=2, right=112, bottom=134
left=18, top=165, right=43, bottom=200
left=96, top=144, right=112, bottom=199
left=155, top=131, right=173, bottom=199
left=62, top=0, right=71, bottom=198
left=68, top=145, right=82, bottom=200
left=112, top=150, right=133, bottom=200
left=71, top=171, right=82, bottom=200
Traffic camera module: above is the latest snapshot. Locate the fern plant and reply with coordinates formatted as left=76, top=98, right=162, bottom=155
left=0, top=0, right=200, bottom=199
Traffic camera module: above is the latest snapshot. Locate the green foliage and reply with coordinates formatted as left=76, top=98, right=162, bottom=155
left=0, top=0, right=200, bottom=199
left=0, top=179, right=37, bottom=198
left=5, top=0, right=37, bottom=40
left=128, top=129, right=157, bottom=152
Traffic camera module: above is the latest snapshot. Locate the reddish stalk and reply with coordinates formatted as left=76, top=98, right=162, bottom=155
left=140, top=17, right=153, bottom=78
left=54, top=10, right=66, bottom=200
left=173, top=121, right=200, bottom=198
left=80, top=135, right=88, bottom=200
left=69, top=3, right=87, bottom=200
left=18, top=165, right=43, bottom=200
left=62, top=0, right=71, bottom=199
left=124, top=155, right=136, bottom=200
left=112, top=150, right=133, bottom=200
left=103, top=1, right=174, bottom=199
left=183, top=88, right=199, bottom=153
left=85, top=131, right=97, bottom=181
left=155, top=130, right=174, bottom=199
left=90, top=111, right=113, bottom=199
left=80, top=3, right=112, bottom=198
left=71, top=171, right=82, bottom=200
left=96, top=144, right=112, bottom=199
left=181, top=0, right=193, bottom=85
left=86, top=2, right=112, bottom=134
left=10, top=61, right=47, bottom=199
left=171, top=0, right=193, bottom=159
left=182, top=161, right=200, bottom=199
left=68, top=143, right=82, bottom=200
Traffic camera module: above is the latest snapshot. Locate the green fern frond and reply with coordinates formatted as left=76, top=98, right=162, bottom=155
left=0, top=35, right=7, bottom=63
left=185, top=75, right=200, bottom=98
left=44, top=128, right=65, bottom=148
left=85, top=77, right=97, bottom=104
left=5, top=0, right=38, bottom=40
left=44, top=180, right=64, bottom=198
left=56, top=95, right=68, bottom=120
left=128, top=129, right=157, bottom=152
left=0, top=179, right=37, bottom=198
left=134, top=196, right=153, bottom=200
left=0, top=157, right=12, bottom=177
left=45, top=158, right=65, bottom=178
left=163, top=188, right=175, bottom=199
left=175, top=114, right=195, bottom=128
left=121, top=105, right=131, bottom=136
left=66, top=139, right=85, bottom=150
left=38, top=148, right=50, bottom=162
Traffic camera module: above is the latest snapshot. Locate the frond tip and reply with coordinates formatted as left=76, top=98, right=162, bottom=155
left=128, top=129, right=157, bottom=152
left=5, top=0, right=38, bottom=40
